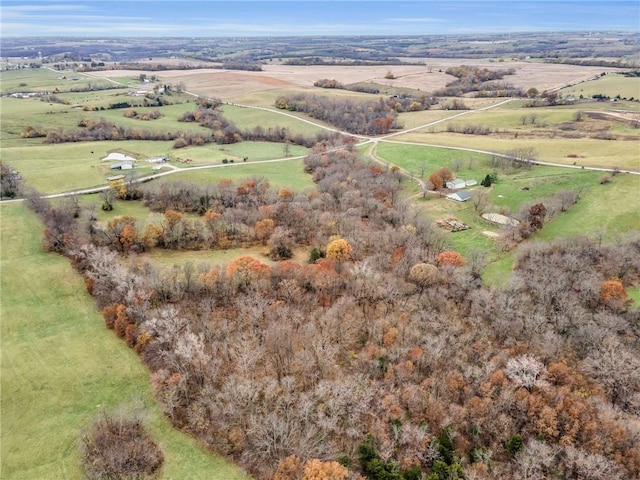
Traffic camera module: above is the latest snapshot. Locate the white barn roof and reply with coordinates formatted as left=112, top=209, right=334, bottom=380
left=102, top=152, right=136, bottom=162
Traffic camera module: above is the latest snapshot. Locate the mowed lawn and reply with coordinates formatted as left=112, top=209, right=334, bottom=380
left=0, top=203, right=250, bottom=480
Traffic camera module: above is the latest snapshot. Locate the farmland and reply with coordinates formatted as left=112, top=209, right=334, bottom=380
left=1, top=31, right=640, bottom=480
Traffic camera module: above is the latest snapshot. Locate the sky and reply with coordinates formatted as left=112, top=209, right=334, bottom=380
left=1, top=0, right=639, bottom=37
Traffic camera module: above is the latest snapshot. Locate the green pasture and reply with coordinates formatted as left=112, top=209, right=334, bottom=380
left=220, top=104, right=328, bottom=137
left=0, top=69, right=119, bottom=98
left=0, top=202, right=250, bottom=480
left=81, top=102, right=212, bottom=135
left=157, top=158, right=315, bottom=190
left=171, top=141, right=309, bottom=164
left=0, top=97, right=83, bottom=147
left=438, top=107, right=578, bottom=130
left=482, top=252, right=517, bottom=286
left=482, top=174, right=640, bottom=286
left=375, top=142, right=494, bottom=180
left=538, top=173, right=640, bottom=240
left=77, top=194, right=154, bottom=222
left=628, top=285, right=640, bottom=305
left=1, top=140, right=176, bottom=194
left=432, top=104, right=640, bottom=137
left=391, top=131, right=640, bottom=171
left=560, top=73, right=640, bottom=100
left=387, top=140, right=639, bottom=286
left=491, top=167, right=600, bottom=212
left=63, top=89, right=196, bottom=110
left=1, top=134, right=309, bottom=195
left=396, top=109, right=462, bottom=130
left=1, top=68, right=100, bottom=93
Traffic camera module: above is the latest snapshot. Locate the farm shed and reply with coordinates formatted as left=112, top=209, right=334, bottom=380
left=111, top=161, right=133, bottom=170
left=465, top=179, right=478, bottom=187
left=446, top=178, right=466, bottom=190
left=148, top=156, right=168, bottom=163
left=446, top=190, right=472, bottom=202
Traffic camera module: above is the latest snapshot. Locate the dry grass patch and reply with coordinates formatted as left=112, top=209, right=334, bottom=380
left=86, top=62, right=632, bottom=103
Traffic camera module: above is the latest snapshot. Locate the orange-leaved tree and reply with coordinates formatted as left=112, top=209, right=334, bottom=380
left=226, top=255, right=271, bottom=289
left=302, top=459, right=348, bottom=480
left=436, top=251, right=466, bottom=267
left=255, top=218, right=275, bottom=245
left=326, top=237, right=353, bottom=263
left=428, top=166, right=454, bottom=190
left=601, top=278, right=627, bottom=304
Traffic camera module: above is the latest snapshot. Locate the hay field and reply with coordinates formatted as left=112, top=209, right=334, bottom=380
left=87, top=61, right=632, bottom=101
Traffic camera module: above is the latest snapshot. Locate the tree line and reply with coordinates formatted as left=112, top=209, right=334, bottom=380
left=434, top=65, right=523, bottom=97
left=22, top=97, right=335, bottom=149
left=275, top=94, right=406, bottom=135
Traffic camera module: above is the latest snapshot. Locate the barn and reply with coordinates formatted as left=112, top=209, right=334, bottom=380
left=110, top=161, right=133, bottom=170
left=446, top=190, right=472, bottom=202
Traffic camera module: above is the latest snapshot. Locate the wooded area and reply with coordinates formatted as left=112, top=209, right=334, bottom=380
left=25, top=141, right=640, bottom=480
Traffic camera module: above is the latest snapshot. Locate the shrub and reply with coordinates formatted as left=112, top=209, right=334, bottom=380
left=599, top=174, right=612, bottom=184
left=436, top=251, right=466, bottom=267
left=601, top=278, right=627, bottom=304
left=506, top=434, right=524, bottom=455
left=81, top=413, right=164, bottom=480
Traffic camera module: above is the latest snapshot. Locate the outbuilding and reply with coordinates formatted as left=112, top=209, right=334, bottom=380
left=111, top=161, right=133, bottom=170
left=446, top=190, right=472, bottom=202
left=445, top=178, right=466, bottom=190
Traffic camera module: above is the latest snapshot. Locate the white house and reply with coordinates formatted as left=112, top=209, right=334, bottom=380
left=446, top=190, right=472, bottom=202
left=446, top=178, right=466, bottom=190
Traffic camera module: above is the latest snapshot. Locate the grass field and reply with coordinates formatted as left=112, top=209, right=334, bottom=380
left=220, top=104, right=329, bottom=137
left=374, top=142, right=493, bottom=180
left=1, top=140, right=176, bottom=194
left=390, top=131, right=640, bottom=171
left=537, top=173, right=640, bottom=240
left=482, top=174, right=640, bottom=286
left=560, top=73, right=640, bottom=100
left=170, top=141, right=309, bottom=164
left=156, top=158, right=315, bottom=190
left=0, top=68, right=115, bottom=94
left=1, top=136, right=310, bottom=195
left=431, top=104, right=640, bottom=138
left=0, top=203, right=250, bottom=480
